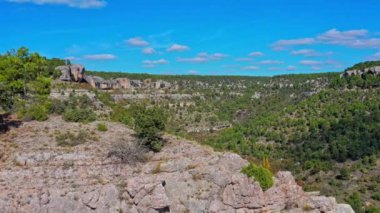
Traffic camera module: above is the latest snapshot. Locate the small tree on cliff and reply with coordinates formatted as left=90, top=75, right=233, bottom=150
left=132, top=105, right=167, bottom=152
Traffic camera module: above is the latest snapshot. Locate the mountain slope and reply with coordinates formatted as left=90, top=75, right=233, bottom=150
left=0, top=117, right=352, bottom=212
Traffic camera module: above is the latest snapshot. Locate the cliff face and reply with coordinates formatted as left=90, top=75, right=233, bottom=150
left=0, top=117, right=353, bottom=213
left=341, top=66, right=380, bottom=77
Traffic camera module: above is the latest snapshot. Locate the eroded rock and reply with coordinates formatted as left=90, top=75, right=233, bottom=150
left=0, top=117, right=353, bottom=212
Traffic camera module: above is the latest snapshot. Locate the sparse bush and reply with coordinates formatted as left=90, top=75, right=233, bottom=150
left=336, top=168, right=350, bottom=180
left=26, top=104, right=49, bottom=121
left=56, top=131, right=89, bottom=146
left=17, top=97, right=52, bottom=121
left=372, top=192, right=380, bottom=201
left=346, top=192, right=363, bottom=213
left=241, top=163, right=273, bottom=191
left=50, top=99, right=67, bottom=114
left=132, top=105, right=167, bottom=152
left=97, top=123, right=108, bottom=131
left=366, top=207, right=380, bottom=213
left=63, top=108, right=96, bottom=123
left=107, top=140, right=147, bottom=164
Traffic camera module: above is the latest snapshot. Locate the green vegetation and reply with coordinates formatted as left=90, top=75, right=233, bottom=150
left=97, top=123, right=108, bottom=131
left=56, top=131, right=90, bottom=147
left=345, top=60, right=380, bottom=71
left=241, top=163, right=273, bottom=191
left=208, top=89, right=380, bottom=165
left=1, top=47, right=380, bottom=210
left=372, top=192, right=380, bottom=201
left=132, top=105, right=167, bottom=152
left=0, top=47, right=65, bottom=113
left=51, top=94, right=97, bottom=123
left=63, top=108, right=96, bottom=123
left=366, top=207, right=380, bottom=213
left=331, top=73, right=380, bottom=89
left=346, top=192, right=363, bottom=213
left=337, top=168, right=350, bottom=180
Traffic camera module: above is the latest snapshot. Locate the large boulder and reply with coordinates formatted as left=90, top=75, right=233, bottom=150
left=70, top=64, right=85, bottom=82
left=55, top=64, right=85, bottom=82
left=56, top=65, right=71, bottom=81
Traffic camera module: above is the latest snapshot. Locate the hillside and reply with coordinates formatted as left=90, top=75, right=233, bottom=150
left=0, top=116, right=352, bottom=212
left=2, top=48, right=380, bottom=212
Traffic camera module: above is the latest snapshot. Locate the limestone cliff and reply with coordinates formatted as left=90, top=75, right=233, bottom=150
left=0, top=117, right=353, bottom=212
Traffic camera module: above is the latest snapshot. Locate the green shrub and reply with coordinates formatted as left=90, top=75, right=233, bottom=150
left=336, top=168, right=350, bottom=180
left=97, top=123, right=108, bottom=131
left=27, top=104, right=49, bottom=121
left=372, top=192, right=380, bottom=201
left=110, top=105, right=132, bottom=125
left=18, top=97, right=52, bottom=121
left=366, top=207, right=380, bottom=213
left=346, top=192, right=363, bottom=213
left=56, top=131, right=89, bottom=146
left=241, top=163, right=273, bottom=191
left=50, top=99, right=67, bottom=114
left=131, top=105, right=167, bottom=152
left=63, top=108, right=96, bottom=123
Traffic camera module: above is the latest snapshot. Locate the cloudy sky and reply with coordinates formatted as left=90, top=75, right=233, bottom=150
left=1, top=0, right=380, bottom=76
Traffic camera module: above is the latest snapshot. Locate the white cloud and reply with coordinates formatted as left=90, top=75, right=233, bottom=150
left=236, top=57, right=252, bottom=62
left=126, top=37, right=150, bottom=47
left=273, top=28, right=380, bottom=50
left=287, top=65, right=297, bottom=71
left=242, top=66, right=260, bottom=70
left=258, top=60, right=284, bottom=65
left=64, top=56, right=80, bottom=61
left=178, top=57, right=207, bottom=63
left=142, top=47, right=156, bottom=55
left=84, top=54, right=116, bottom=60
left=272, top=38, right=315, bottom=50
left=371, top=52, right=380, bottom=60
left=317, top=29, right=367, bottom=44
left=235, top=57, right=252, bottom=61
left=291, top=49, right=320, bottom=57
left=167, top=44, right=190, bottom=52
left=317, top=29, right=380, bottom=48
left=299, top=60, right=323, bottom=66
left=178, top=52, right=227, bottom=63
left=7, top=0, right=106, bottom=9
left=248, top=51, right=264, bottom=57
left=142, top=59, right=168, bottom=68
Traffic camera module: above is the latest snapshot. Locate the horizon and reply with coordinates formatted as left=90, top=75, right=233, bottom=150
left=1, top=0, right=380, bottom=76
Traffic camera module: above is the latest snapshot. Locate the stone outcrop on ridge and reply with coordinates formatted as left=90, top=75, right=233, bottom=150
left=0, top=117, right=353, bottom=212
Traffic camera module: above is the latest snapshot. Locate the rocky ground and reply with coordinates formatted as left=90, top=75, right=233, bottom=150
left=0, top=117, right=353, bottom=212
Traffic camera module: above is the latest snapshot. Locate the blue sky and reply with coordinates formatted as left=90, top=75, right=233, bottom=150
left=1, top=0, right=380, bottom=76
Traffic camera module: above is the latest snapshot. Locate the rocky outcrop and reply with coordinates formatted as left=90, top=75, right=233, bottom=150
left=56, top=64, right=85, bottom=82
left=57, top=64, right=174, bottom=91
left=0, top=117, right=353, bottom=213
left=342, top=66, right=380, bottom=77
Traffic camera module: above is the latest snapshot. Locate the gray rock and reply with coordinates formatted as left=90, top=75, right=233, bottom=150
left=56, top=64, right=85, bottom=82
left=336, top=204, right=355, bottom=213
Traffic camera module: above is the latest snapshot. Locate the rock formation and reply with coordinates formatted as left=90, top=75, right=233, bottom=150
left=341, top=66, right=380, bottom=77
left=56, top=64, right=174, bottom=91
left=56, top=64, right=85, bottom=82
left=0, top=117, right=353, bottom=212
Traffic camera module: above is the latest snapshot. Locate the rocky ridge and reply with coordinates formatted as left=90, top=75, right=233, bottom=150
left=0, top=117, right=353, bottom=212
left=342, top=66, right=380, bottom=77
left=55, top=65, right=172, bottom=90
